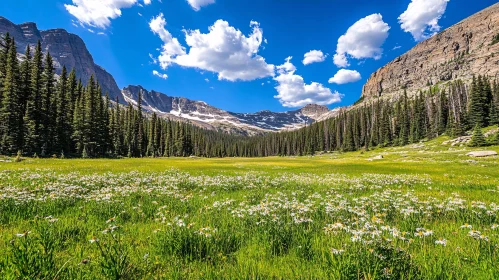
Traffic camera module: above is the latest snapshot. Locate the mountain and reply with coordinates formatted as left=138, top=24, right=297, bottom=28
left=0, top=16, right=123, bottom=102
left=122, top=85, right=335, bottom=135
left=0, top=16, right=336, bottom=135
left=362, top=3, right=499, bottom=100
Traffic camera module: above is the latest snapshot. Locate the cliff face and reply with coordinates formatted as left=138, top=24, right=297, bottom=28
left=0, top=17, right=123, bottom=102
left=362, top=3, right=499, bottom=99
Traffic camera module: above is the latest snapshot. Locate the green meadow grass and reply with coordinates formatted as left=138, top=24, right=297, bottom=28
left=0, top=136, right=498, bottom=279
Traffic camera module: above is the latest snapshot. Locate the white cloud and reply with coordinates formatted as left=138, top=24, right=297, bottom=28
left=399, top=0, right=449, bottom=41
left=186, top=0, right=215, bottom=11
left=274, top=57, right=342, bottom=108
left=152, top=70, right=168, bottom=79
left=149, top=13, right=186, bottom=69
left=65, top=0, right=148, bottom=29
left=333, top=14, right=390, bottom=67
left=328, top=69, right=361, bottom=84
left=303, top=50, right=326, bottom=65
left=149, top=16, right=275, bottom=81
left=205, top=78, right=210, bottom=82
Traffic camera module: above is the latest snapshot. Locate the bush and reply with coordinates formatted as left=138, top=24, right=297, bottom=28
left=491, top=33, right=499, bottom=45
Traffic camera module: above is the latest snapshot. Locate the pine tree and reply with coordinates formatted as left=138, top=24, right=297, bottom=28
left=0, top=37, right=21, bottom=154
left=468, top=124, right=486, bottom=147
left=18, top=45, right=32, bottom=150
left=24, top=40, right=43, bottom=154
left=469, top=76, right=487, bottom=128
left=40, top=52, right=56, bottom=156
left=55, top=66, right=69, bottom=154
left=399, top=90, right=410, bottom=145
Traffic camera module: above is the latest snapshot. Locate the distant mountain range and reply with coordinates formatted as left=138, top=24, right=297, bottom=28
left=0, top=16, right=339, bottom=135
left=122, top=85, right=338, bottom=135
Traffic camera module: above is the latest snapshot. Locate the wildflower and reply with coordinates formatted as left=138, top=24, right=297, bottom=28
left=435, top=238, right=447, bottom=246
left=16, top=231, right=30, bottom=238
left=106, top=217, right=116, bottom=224
left=491, top=224, right=498, bottom=230
left=351, top=234, right=361, bottom=242
left=331, top=248, right=345, bottom=255
left=460, top=224, right=472, bottom=229
left=89, top=236, right=99, bottom=243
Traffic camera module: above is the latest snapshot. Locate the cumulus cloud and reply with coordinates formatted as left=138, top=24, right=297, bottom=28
left=399, top=0, right=449, bottom=41
left=149, top=13, right=186, bottom=69
left=65, top=0, right=150, bottom=29
left=152, top=70, right=168, bottom=79
left=274, top=57, right=342, bottom=108
left=149, top=16, right=274, bottom=81
left=328, top=69, right=361, bottom=84
left=333, top=14, right=390, bottom=68
left=303, top=50, right=326, bottom=65
left=186, top=0, right=215, bottom=11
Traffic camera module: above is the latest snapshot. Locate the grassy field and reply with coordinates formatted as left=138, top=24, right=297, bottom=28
left=1, top=136, right=499, bottom=279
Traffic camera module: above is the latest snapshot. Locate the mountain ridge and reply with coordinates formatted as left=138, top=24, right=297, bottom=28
left=122, top=85, right=336, bottom=134
left=362, top=2, right=499, bottom=100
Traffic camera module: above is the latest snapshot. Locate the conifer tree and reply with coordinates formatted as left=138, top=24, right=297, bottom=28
left=399, top=90, right=410, bottom=145
left=55, top=66, right=69, bottom=154
left=468, top=124, right=486, bottom=147
left=0, top=37, right=21, bottom=153
left=40, top=52, right=55, bottom=156
left=24, top=41, right=44, bottom=154
left=18, top=45, right=32, bottom=149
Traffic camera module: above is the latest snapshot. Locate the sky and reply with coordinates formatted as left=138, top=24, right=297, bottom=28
left=0, top=0, right=496, bottom=113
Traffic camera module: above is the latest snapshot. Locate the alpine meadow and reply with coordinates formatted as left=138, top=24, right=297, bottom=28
left=1, top=0, right=499, bottom=279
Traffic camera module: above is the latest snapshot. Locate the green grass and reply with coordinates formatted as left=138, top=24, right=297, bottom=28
left=1, top=136, right=499, bottom=279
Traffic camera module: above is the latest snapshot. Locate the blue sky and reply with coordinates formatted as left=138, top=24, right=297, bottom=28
left=1, top=0, right=496, bottom=113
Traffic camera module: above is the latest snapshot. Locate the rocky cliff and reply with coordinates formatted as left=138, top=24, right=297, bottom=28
left=362, top=3, right=499, bottom=99
left=0, top=17, right=123, bottom=102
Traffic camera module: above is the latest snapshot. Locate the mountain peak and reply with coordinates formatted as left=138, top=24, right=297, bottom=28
left=299, top=104, right=329, bottom=118
left=0, top=16, right=123, bottom=103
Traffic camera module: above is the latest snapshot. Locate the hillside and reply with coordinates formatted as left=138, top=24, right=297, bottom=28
left=362, top=2, right=499, bottom=100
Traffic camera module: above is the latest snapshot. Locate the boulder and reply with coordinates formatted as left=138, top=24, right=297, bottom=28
left=368, top=155, right=384, bottom=161
left=466, top=151, right=498, bottom=157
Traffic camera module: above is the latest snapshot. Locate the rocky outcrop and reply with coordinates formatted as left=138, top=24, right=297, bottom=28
left=466, top=151, right=498, bottom=157
left=0, top=17, right=123, bottom=102
left=362, top=3, right=499, bottom=99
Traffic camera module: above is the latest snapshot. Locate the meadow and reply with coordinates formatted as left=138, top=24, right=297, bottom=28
left=0, top=136, right=499, bottom=279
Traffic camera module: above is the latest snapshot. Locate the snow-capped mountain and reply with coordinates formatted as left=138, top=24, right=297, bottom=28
left=122, top=85, right=337, bottom=135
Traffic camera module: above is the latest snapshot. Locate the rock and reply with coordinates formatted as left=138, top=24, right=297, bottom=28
left=361, top=3, right=499, bottom=100
left=466, top=151, right=498, bottom=157
left=0, top=17, right=123, bottom=103
left=368, top=155, right=384, bottom=161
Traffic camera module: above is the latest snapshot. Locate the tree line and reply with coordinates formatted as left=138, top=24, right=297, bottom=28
left=241, top=76, right=499, bottom=156
left=1, top=34, right=498, bottom=158
left=0, top=35, right=249, bottom=158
